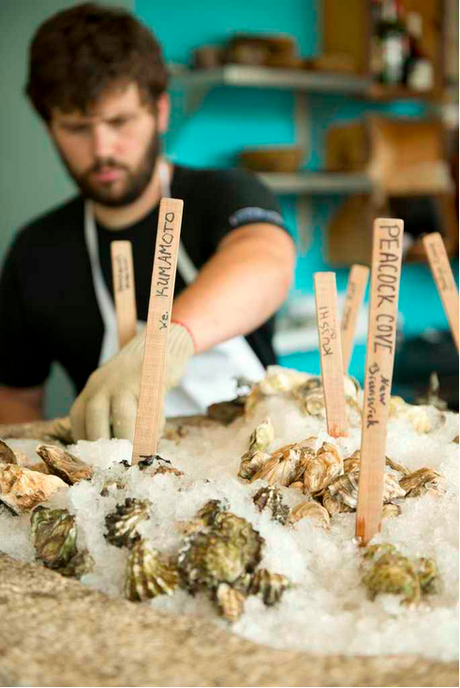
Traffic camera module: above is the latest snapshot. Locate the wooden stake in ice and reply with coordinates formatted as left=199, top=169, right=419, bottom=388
left=341, top=264, right=370, bottom=372
left=356, top=218, right=404, bottom=546
left=422, top=232, right=459, bottom=351
left=110, top=241, right=137, bottom=349
left=132, top=198, right=183, bottom=465
left=314, top=272, right=348, bottom=438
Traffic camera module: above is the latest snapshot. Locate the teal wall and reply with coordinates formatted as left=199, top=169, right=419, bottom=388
left=137, top=0, right=459, bottom=383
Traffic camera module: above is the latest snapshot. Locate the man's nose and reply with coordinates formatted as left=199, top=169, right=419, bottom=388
left=91, top=124, right=116, bottom=159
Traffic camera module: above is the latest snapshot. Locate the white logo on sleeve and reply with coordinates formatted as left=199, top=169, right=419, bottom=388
left=228, top=207, right=284, bottom=227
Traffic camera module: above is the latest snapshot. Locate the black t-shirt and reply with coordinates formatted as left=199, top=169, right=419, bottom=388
left=0, top=164, right=290, bottom=394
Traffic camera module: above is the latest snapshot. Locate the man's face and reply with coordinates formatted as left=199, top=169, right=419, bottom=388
left=49, top=83, right=164, bottom=207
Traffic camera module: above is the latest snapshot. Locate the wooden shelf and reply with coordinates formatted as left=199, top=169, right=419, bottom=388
left=257, top=171, right=373, bottom=195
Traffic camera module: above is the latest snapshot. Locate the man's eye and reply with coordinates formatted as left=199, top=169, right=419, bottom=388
left=110, top=118, right=129, bottom=127
left=65, top=124, right=88, bottom=133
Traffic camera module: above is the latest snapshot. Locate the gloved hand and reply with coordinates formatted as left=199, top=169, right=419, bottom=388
left=70, top=322, right=195, bottom=442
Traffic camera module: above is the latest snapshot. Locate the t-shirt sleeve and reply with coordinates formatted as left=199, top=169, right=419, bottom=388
left=202, top=169, right=292, bottom=249
left=0, top=234, right=51, bottom=388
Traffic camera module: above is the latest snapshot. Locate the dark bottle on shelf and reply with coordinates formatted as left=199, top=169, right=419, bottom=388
left=402, top=11, right=434, bottom=91
left=376, top=0, right=408, bottom=85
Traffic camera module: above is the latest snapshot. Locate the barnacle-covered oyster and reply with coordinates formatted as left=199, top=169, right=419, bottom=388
left=399, top=468, right=446, bottom=498
left=125, top=539, right=180, bottom=602
left=36, top=444, right=93, bottom=485
left=0, top=464, right=67, bottom=515
left=105, top=498, right=151, bottom=549
left=247, top=569, right=292, bottom=606
left=178, top=510, right=264, bottom=595
left=361, top=547, right=421, bottom=606
left=252, top=486, right=290, bottom=525
left=0, top=440, right=18, bottom=465
left=289, top=500, right=330, bottom=529
left=31, top=506, right=93, bottom=577
left=302, top=442, right=343, bottom=495
left=250, top=443, right=301, bottom=487
left=249, top=417, right=275, bottom=453
left=215, top=582, right=246, bottom=622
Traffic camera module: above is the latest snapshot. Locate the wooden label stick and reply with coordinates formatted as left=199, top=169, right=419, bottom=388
left=314, top=272, right=348, bottom=438
left=356, top=218, right=404, bottom=546
left=132, top=198, right=184, bottom=465
left=110, top=241, right=137, bottom=349
left=422, top=233, right=459, bottom=351
left=341, top=264, right=370, bottom=372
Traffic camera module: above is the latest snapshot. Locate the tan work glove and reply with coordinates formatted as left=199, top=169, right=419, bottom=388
left=70, top=322, right=195, bottom=442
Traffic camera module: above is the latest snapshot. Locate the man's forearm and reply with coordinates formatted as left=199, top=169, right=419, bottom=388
left=172, top=224, right=295, bottom=353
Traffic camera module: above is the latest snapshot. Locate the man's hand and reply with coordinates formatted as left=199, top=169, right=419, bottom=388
left=70, top=322, right=195, bottom=442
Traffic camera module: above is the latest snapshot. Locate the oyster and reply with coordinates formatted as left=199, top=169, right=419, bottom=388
left=289, top=500, right=330, bottom=529
left=327, top=468, right=405, bottom=510
left=125, top=539, right=180, bottom=602
left=215, top=582, right=246, bottom=622
left=362, top=548, right=421, bottom=606
left=0, top=440, right=18, bottom=465
left=382, top=502, right=402, bottom=519
left=136, top=454, right=184, bottom=478
left=207, top=397, right=246, bottom=425
left=105, top=498, right=151, bottom=549
left=31, top=506, right=93, bottom=577
left=248, top=569, right=292, bottom=606
left=416, top=372, right=448, bottom=412
left=248, top=417, right=274, bottom=453
left=178, top=510, right=264, bottom=594
left=36, top=444, right=93, bottom=485
left=238, top=450, right=271, bottom=481
left=389, top=397, right=431, bottom=434
left=399, top=468, right=446, bottom=498
left=302, top=442, right=343, bottom=495
left=346, top=450, right=410, bottom=477
left=0, top=464, right=66, bottom=515
left=252, top=486, right=290, bottom=525
left=416, top=557, right=441, bottom=595
left=322, top=490, right=354, bottom=516
left=250, top=443, right=301, bottom=487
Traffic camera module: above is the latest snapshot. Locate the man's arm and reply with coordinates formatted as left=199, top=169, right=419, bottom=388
left=172, top=223, right=296, bottom=352
left=0, top=384, right=45, bottom=423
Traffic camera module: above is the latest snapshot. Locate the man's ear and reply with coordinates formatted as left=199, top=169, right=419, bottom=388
left=156, top=92, right=170, bottom=134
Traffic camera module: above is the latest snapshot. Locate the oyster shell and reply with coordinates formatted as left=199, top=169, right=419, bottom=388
left=322, top=490, right=354, bottom=515
left=207, top=396, right=246, bottom=425
left=252, top=486, right=290, bottom=525
left=125, top=539, right=180, bottom=602
left=288, top=500, right=330, bottom=529
left=178, top=511, right=264, bottom=594
left=248, top=417, right=274, bottom=453
left=0, top=440, right=18, bottom=465
left=362, top=549, right=421, bottom=606
left=248, top=569, right=292, bottom=606
left=136, top=454, right=184, bottom=477
left=416, top=557, right=441, bottom=595
left=250, top=443, right=301, bottom=487
left=238, top=450, right=271, bottom=481
left=0, top=464, right=66, bottom=515
left=31, top=506, right=93, bottom=577
left=302, top=442, right=343, bottom=495
left=327, top=468, right=405, bottom=510
left=105, top=498, right=151, bottom=549
left=382, top=502, right=402, bottom=519
left=215, top=582, right=246, bottom=622
left=389, top=397, right=431, bottom=433
left=36, top=444, right=93, bottom=485
left=399, top=468, right=446, bottom=498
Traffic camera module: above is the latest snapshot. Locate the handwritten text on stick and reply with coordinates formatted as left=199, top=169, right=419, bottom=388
left=423, top=233, right=459, bottom=351
left=356, top=219, right=404, bottom=546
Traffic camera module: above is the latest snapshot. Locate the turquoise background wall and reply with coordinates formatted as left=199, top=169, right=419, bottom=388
left=136, top=0, right=459, bottom=384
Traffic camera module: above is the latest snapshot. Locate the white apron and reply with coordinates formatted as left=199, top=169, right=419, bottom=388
left=84, top=159, right=265, bottom=416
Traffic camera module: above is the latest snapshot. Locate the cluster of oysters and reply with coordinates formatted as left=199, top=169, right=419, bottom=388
left=0, top=368, right=454, bottom=617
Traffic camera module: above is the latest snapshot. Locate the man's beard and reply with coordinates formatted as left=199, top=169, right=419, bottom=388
left=59, top=129, right=161, bottom=207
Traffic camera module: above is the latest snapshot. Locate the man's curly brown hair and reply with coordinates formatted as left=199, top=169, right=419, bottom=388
left=26, top=2, right=169, bottom=122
